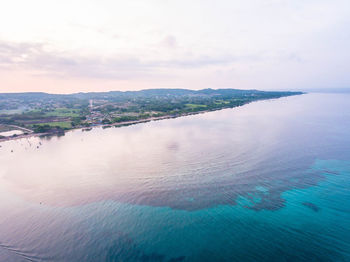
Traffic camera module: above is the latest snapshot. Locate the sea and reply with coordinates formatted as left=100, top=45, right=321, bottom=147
left=0, top=93, right=349, bottom=261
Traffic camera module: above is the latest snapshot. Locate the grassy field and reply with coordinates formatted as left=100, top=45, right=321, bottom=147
left=0, top=124, right=16, bottom=132
left=214, top=100, right=230, bottom=105
left=45, top=108, right=80, bottom=117
left=0, top=109, right=26, bottom=115
left=33, top=121, right=72, bottom=129
left=186, top=104, right=208, bottom=109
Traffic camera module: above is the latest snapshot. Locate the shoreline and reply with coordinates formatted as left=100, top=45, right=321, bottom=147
left=0, top=95, right=300, bottom=143
left=0, top=107, right=220, bottom=143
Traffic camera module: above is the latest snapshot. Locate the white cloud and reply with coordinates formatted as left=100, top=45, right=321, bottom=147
left=0, top=0, right=349, bottom=92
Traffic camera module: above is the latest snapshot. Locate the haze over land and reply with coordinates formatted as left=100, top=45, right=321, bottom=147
left=1, top=0, right=350, bottom=93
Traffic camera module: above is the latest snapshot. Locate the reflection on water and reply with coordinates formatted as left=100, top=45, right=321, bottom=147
left=0, top=94, right=349, bottom=261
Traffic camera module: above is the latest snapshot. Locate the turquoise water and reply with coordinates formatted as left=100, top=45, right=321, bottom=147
left=0, top=94, right=349, bottom=261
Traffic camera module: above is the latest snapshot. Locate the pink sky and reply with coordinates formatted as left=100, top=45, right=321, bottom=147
left=1, top=0, right=349, bottom=94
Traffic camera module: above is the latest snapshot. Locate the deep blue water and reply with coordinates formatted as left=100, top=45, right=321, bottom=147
left=0, top=93, right=349, bottom=261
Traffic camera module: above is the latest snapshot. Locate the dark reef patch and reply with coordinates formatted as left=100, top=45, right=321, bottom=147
left=302, top=202, right=320, bottom=212
left=116, top=167, right=328, bottom=212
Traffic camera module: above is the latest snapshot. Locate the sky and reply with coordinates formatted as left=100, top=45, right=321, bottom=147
left=0, top=0, right=349, bottom=93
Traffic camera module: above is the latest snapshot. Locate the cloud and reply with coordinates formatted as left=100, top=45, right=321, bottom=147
left=0, top=40, right=264, bottom=80
left=160, top=35, right=178, bottom=49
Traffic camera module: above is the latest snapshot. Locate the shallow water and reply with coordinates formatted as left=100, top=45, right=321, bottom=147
left=0, top=130, right=23, bottom=137
left=0, top=93, right=349, bottom=261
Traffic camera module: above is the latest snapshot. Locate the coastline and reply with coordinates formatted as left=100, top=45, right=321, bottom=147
left=0, top=95, right=301, bottom=143
left=0, top=107, right=220, bottom=143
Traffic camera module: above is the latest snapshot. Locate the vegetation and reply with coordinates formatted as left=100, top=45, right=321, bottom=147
left=32, top=121, right=72, bottom=129
left=32, top=125, right=65, bottom=135
left=0, top=89, right=303, bottom=135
